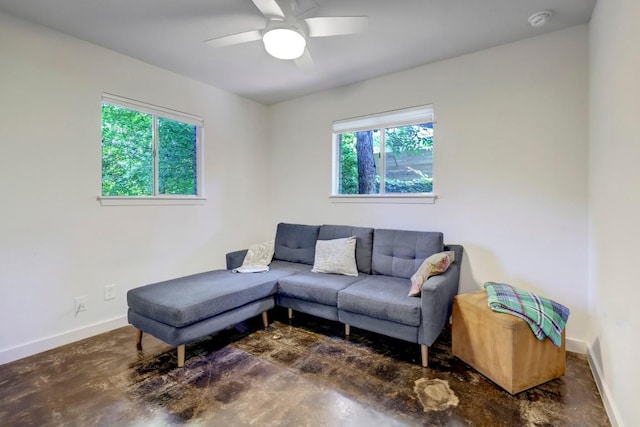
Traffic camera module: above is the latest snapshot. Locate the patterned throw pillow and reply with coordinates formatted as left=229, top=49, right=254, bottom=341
left=408, top=251, right=455, bottom=297
left=233, top=240, right=275, bottom=273
left=311, top=236, right=358, bottom=276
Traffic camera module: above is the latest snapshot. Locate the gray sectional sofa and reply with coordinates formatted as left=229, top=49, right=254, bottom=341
left=127, top=223, right=463, bottom=368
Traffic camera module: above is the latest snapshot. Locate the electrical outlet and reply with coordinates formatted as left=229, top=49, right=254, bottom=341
left=104, top=284, right=116, bottom=301
left=74, top=296, right=87, bottom=315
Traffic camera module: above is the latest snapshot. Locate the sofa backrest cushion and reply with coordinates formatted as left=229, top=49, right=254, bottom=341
left=319, top=225, right=375, bottom=274
left=274, top=223, right=321, bottom=265
left=372, top=229, right=444, bottom=278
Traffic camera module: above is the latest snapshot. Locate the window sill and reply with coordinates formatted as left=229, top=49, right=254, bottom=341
left=329, top=193, right=436, bottom=204
left=97, top=196, right=207, bottom=206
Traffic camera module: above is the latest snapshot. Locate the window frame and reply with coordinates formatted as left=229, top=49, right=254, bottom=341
left=98, top=93, right=206, bottom=206
left=331, top=105, right=436, bottom=204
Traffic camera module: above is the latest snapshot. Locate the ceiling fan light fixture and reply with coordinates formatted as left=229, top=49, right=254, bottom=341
left=262, top=28, right=306, bottom=60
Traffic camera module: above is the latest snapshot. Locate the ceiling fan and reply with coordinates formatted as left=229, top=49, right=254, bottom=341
left=204, top=0, right=368, bottom=71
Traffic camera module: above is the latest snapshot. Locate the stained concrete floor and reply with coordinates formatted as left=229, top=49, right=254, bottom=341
left=0, top=308, right=610, bottom=426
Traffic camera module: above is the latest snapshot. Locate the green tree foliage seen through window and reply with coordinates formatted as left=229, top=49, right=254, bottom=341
left=102, top=105, right=153, bottom=196
left=338, top=123, right=433, bottom=194
left=101, top=104, right=198, bottom=196
left=158, top=117, right=197, bottom=195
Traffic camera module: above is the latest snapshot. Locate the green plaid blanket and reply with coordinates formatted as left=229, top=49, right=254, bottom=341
left=484, top=282, right=569, bottom=347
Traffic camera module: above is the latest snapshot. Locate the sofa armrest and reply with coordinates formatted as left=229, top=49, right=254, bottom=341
left=444, top=244, right=463, bottom=266
left=226, top=249, right=248, bottom=270
left=419, top=244, right=463, bottom=346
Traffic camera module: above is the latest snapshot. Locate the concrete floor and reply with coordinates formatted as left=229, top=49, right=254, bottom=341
left=0, top=309, right=610, bottom=426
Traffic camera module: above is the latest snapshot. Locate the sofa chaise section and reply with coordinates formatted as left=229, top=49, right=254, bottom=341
left=127, top=263, right=309, bottom=367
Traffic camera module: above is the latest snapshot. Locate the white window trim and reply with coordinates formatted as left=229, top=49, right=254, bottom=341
left=99, top=93, right=205, bottom=205
left=331, top=104, right=436, bottom=202
left=97, top=196, right=207, bottom=206
left=102, top=93, right=203, bottom=126
left=333, top=105, right=434, bottom=133
left=329, top=194, right=436, bottom=204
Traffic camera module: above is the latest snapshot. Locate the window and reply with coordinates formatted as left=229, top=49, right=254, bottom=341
left=100, top=94, right=204, bottom=203
left=332, top=105, right=434, bottom=201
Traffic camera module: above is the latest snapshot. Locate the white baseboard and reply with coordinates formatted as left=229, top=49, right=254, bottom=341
left=566, top=337, right=588, bottom=354
left=587, top=345, right=622, bottom=427
left=0, top=315, right=128, bottom=366
left=565, top=338, right=620, bottom=426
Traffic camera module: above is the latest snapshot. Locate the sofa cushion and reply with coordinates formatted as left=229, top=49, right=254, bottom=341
left=319, top=224, right=374, bottom=274
left=269, top=260, right=314, bottom=274
left=371, top=229, right=444, bottom=279
left=337, top=275, right=422, bottom=327
left=127, top=265, right=306, bottom=328
left=274, top=223, right=321, bottom=265
left=278, top=271, right=366, bottom=306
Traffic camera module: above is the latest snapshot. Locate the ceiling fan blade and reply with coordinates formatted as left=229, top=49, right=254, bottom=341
left=251, top=0, right=285, bottom=19
left=304, top=16, right=368, bottom=37
left=294, top=48, right=314, bottom=73
left=204, top=30, right=263, bottom=48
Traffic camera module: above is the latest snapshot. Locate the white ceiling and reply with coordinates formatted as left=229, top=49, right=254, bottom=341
left=0, top=0, right=595, bottom=105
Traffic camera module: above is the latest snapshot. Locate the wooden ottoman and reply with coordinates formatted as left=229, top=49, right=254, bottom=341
left=452, top=291, right=565, bottom=394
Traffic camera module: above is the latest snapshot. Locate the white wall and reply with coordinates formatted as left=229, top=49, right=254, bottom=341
left=589, top=0, right=640, bottom=425
left=268, top=26, right=590, bottom=343
left=0, top=12, right=271, bottom=363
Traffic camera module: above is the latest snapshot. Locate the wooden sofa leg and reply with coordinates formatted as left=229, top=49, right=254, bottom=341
left=345, top=324, right=350, bottom=336
left=288, top=308, right=293, bottom=319
left=177, top=345, right=185, bottom=368
left=421, top=344, right=428, bottom=368
left=135, top=329, right=143, bottom=346
left=262, top=311, right=269, bottom=328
